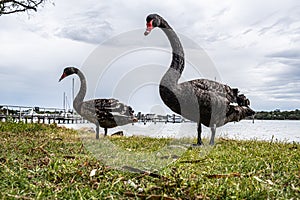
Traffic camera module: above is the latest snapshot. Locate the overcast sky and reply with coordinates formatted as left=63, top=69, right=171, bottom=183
left=0, top=0, right=299, bottom=113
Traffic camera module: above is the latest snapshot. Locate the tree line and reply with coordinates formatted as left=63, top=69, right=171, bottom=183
left=254, top=109, right=300, bottom=120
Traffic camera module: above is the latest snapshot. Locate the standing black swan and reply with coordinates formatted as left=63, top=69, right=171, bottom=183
left=59, top=67, right=137, bottom=139
left=144, top=14, right=255, bottom=145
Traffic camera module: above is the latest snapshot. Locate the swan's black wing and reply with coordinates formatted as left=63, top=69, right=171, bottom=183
left=95, top=98, right=135, bottom=117
left=79, top=98, right=135, bottom=128
left=80, top=98, right=134, bottom=116
left=178, top=78, right=254, bottom=126
left=192, top=79, right=254, bottom=119
left=188, top=79, right=237, bottom=104
left=95, top=98, right=135, bottom=127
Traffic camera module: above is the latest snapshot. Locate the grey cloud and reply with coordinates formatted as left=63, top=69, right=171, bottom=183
left=267, top=49, right=300, bottom=59
left=255, top=82, right=300, bottom=102
left=268, top=65, right=300, bottom=84
left=251, top=50, right=300, bottom=103
left=257, top=16, right=294, bottom=36
left=265, top=49, right=300, bottom=84
left=250, top=10, right=279, bottom=26
left=212, top=8, right=230, bottom=18
left=243, top=5, right=299, bottom=39
left=203, top=33, right=232, bottom=43
left=242, top=28, right=252, bottom=35
left=259, top=71, right=300, bottom=101
left=56, top=20, right=113, bottom=44
left=49, top=3, right=114, bottom=44
left=278, top=60, right=300, bottom=68
left=272, top=93, right=300, bottom=101
left=257, top=21, right=279, bottom=35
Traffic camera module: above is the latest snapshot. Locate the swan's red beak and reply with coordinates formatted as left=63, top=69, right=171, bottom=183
left=59, top=73, right=67, bottom=82
left=144, top=20, right=153, bottom=36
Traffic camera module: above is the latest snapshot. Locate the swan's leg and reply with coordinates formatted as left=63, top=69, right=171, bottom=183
left=209, top=124, right=216, bottom=145
left=96, top=124, right=99, bottom=139
left=196, top=122, right=204, bottom=145
left=104, top=128, right=108, bottom=136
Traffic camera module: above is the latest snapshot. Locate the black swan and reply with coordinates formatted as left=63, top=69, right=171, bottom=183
left=59, top=67, right=137, bottom=139
left=144, top=14, right=255, bottom=145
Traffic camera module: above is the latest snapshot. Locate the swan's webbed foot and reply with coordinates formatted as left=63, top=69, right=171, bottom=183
left=192, top=138, right=204, bottom=147
left=192, top=142, right=204, bottom=147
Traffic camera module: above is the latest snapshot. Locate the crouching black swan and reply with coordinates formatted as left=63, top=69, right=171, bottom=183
left=59, top=67, right=137, bottom=139
left=144, top=14, right=255, bottom=145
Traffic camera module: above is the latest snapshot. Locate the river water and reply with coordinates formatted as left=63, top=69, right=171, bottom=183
left=62, top=120, right=300, bottom=143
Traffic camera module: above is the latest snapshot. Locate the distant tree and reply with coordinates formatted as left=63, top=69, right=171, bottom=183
left=0, top=0, right=50, bottom=15
left=254, top=109, right=300, bottom=120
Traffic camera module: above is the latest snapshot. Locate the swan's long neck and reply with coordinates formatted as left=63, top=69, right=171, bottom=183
left=73, top=69, right=86, bottom=114
left=160, top=19, right=185, bottom=86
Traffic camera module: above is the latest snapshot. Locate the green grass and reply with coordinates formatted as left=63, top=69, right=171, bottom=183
left=0, top=122, right=299, bottom=199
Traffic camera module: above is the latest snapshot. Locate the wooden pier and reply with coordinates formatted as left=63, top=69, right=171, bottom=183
left=0, top=105, right=89, bottom=124
left=0, top=105, right=190, bottom=125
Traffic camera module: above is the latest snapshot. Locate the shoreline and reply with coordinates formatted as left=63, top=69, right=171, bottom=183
left=58, top=120, right=300, bottom=143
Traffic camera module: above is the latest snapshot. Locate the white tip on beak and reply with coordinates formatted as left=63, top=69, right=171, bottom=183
left=144, top=29, right=151, bottom=36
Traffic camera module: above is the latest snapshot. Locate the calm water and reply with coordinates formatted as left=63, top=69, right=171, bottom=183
left=63, top=120, right=300, bottom=143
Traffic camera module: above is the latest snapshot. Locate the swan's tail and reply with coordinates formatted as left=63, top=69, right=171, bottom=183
left=226, top=105, right=255, bottom=123
left=237, top=94, right=251, bottom=106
